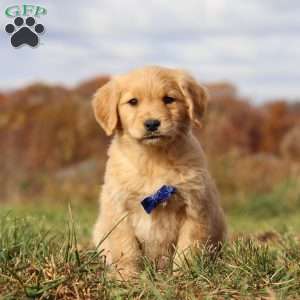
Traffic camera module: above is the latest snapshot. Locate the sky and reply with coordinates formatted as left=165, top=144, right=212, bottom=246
left=1, top=0, right=300, bottom=102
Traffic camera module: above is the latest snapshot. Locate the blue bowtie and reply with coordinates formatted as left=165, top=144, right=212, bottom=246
left=141, top=185, right=176, bottom=214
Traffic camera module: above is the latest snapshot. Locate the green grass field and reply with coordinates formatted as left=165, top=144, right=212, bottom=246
left=1, top=185, right=300, bottom=299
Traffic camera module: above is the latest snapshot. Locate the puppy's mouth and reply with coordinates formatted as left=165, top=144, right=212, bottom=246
left=142, top=134, right=165, bottom=140
left=139, top=132, right=171, bottom=144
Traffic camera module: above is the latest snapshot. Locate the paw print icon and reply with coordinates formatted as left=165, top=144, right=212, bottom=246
left=5, top=16, right=45, bottom=48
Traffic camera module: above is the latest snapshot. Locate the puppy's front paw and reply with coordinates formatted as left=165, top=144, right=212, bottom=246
left=113, top=264, right=139, bottom=281
left=172, top=248, right=194, bottom=274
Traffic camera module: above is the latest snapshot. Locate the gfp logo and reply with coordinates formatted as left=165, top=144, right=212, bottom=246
left=4, top=5, right=47, bottom=48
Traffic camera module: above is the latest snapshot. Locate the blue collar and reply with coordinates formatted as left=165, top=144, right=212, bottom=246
left=141, top=185, right=176, bottom=214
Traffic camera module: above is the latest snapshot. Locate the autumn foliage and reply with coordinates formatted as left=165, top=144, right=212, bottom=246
left=0, top=78, right=299, bottom=202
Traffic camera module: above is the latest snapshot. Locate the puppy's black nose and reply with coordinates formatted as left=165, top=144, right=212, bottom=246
left=144, top=119, right=161, bottom=132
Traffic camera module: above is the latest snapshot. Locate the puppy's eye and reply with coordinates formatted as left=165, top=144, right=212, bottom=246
left=163, top=96, right=175, bottom=104
left=128, top=98, right=138, bottom=106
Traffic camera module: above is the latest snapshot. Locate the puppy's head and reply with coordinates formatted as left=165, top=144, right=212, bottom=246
left=92, top=66, right=208, bottom=146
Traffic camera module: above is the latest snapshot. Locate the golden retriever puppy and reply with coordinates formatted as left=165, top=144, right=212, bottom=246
left=92, top=66, right=227, bottom=279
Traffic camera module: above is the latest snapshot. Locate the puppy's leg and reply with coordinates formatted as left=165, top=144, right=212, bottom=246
left=173, top=217, right=209, bottom=270
left=93, top=200, right=141, bottom=280
left=173, top=178, right=226, bottom=271
left=109, top=218, right=141, bottom=280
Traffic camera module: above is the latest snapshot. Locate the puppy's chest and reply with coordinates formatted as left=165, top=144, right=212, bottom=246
left=123, top=165, right=198, bottom=249
left=109, top=156, right=203, bottom=248
left=131, top=204, right=183, bottom=251
left=110, top=157, right=204, bottom=219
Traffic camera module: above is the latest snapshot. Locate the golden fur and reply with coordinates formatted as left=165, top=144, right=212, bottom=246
left=92, top=66, right=227, bottom=279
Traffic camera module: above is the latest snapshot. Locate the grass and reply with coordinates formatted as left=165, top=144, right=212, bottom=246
left=1, top=186, right=300, bottom=299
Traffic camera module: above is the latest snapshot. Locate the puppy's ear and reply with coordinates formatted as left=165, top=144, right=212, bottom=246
left=92, top=80, right=119, bottom=136
left=177, top=72, right=208, bottom=127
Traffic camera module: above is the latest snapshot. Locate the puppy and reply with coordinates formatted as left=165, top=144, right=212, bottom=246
left=92, top=66, right=227, bottom=279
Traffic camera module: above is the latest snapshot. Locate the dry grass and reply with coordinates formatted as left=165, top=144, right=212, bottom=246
left=1, top=182, right=300, bottom=299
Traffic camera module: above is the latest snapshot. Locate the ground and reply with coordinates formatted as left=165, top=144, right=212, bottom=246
left=1, top=186, right=300, bottom=299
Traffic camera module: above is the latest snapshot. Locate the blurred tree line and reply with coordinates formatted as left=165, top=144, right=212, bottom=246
left=0, top=77, right=299, bottom=203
